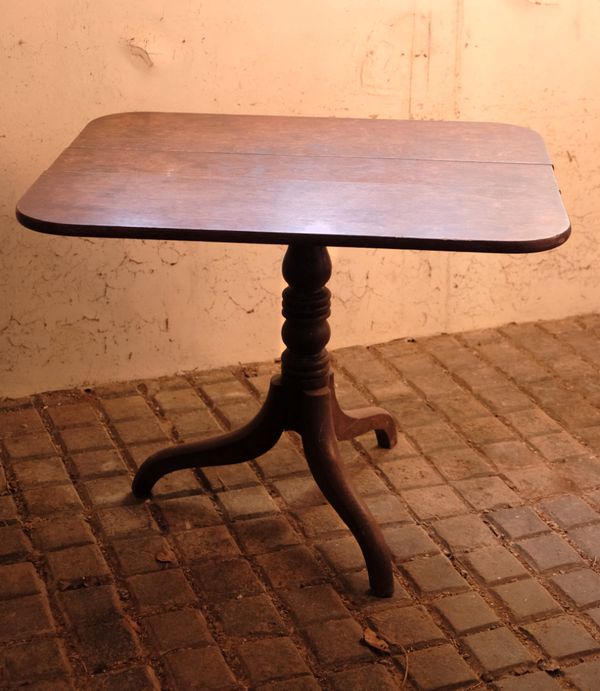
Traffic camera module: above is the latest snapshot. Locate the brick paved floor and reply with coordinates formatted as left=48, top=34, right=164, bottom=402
left=5, top=315, right=600, bottom=688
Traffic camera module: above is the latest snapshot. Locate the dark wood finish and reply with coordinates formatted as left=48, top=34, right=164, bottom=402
left=133, top=246, right=396, bottom=597
left=17, top=112, right=570, bottom=252
left=16, top=112, right=571, bottom=597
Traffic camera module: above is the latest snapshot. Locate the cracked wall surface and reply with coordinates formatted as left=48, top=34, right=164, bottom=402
left=1, top=0, right=599, bottom=397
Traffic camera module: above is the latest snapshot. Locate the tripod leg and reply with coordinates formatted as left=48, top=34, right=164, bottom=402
left=132, top=377, right=285, bottom=498
left=330, top=376, right=397, bottom=449
left=298, top=387, right=394, bottom=597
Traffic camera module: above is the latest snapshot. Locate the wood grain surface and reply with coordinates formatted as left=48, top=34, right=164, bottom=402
left=16, top=112, right=570, bottom=253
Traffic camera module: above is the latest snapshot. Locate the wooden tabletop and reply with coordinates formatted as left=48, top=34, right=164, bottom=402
left=16, top=112, right=570, bottom=253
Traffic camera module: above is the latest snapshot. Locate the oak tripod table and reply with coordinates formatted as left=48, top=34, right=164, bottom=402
left=17, top=112, right=570, bottom=597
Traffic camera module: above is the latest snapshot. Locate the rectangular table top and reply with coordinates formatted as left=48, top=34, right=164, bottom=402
left=16, top=112, right=570, bottom=253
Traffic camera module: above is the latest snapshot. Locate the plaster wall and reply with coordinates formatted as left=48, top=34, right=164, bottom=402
left=1, top=0, right=599, bottom=397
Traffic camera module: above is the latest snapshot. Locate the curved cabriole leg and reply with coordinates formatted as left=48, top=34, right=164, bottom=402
left=298, top=387, right=394, bottom=597
left=132, top=377, right=286, bottom=498
left=329, top=376, right=397, bottom=449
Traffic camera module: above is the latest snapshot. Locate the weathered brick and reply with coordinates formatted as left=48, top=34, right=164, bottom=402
left=170, top=408, right=221, bottom=440
left=405, top=644, right=478, bottom=690
left=4, top=432, right=56, bottom=459
left=0, top=637, right=70, bottom=684
left=112, top=534, right=177, bottom=575
left=0, top=562, right=43, bottom=599
left=232, top=515, right=301, bottom=555
left=482, top=441, right=542, bottom=471
left=454, top=476, right=521, bottom=511
left=89, top=666, right=160, bottom=691
left=71, top=449, right=127, bottom=478
left=552, top=569, right=600, bottom=608
left=330, top=665, right=402, bottom=691
left=504, top=465, right=572, bottom=500
left=143, top=608, right=213, bottom=653
left=127, top=569, right=197, bottom=613
left=46, top=544, right=110, bottom=587
left=216, top=593, right=286, bottom=636
left=379, top=456, right=443, bottom=490
left=12, top=456, right=70, bottom=487
left=554, top=456, right=600, bottom=494
left=433, top=515, right=497, bottom=552
left=463, top=545, right=529, bottom=585
left=529, top=432, right=588, bottom=461
left=516, top=533, right=584, bottom=572
left=0, top=408, right=44, bottom=437
left=293, top=504, right=348, bottom=538
left=174, top=525, right=240, bottom=563
left=523, top=615, right=600, bottom=659
left=564, top=659, right=600, bottom=690
left=569, top=523, right=600, bottom=560
left=493, top=579, right=561, bottom=621
left=256, top=545, right=325, bottom=589
left=96, top=504, right=158, bottom=538
left=346, top=464, right=388, bottom=496
left=463, top=627, right=534, bottom=674
left=158, top=494, right=221, bottom=531
left=428, top=447, right=494, bottom=481
left=23, top=483, right=83, bottom=516
left=363, top=492, right=411, bottom=525
left=84, top=475, right=134, bottom=507
left=405, top=415, right=464, bottom=450
left=218, top=485, right=279, bottom=519
left=164, top=646, right=238, bottom=689
left=113, top=417, right=167, bottom=445
left=504, top=408, right=561, bottom=438
left=317, top=536, right=365, bottom=573
left=539, top=494, right=600, bottom=530
left=431, top=391, right=489, bottom=422
left=383, top=395, right=439, bottom=428
left=369, top=605, right=445, bottom=649
left=47, top=402, right=98, bottom=428
left=0, top=524, right=32, bottom=560
left=192, top=558, right=264, bottom=601
left=76, top=618, right=141, bottom=672
left=383, top=524, right=439, bottom=561
left=273, top=475, right=325, bottom=508
left=304, top=617, right=373, bottom=665
left=0, top=594, right=55, bottom=642
left=488, top=506, right=549, bottom=540
left=477, top=386, right=534, bottom=414
left=402, top=554, right=469, bottom=595
left=58, top=585, right=123, bottom=626
left=494, top=670, right=563, bottom=690
left=201, top=462, right=259, bottom=491
left=154, top=387, right=206, bottom=412
left=60, top=425, right=113, bottom=452
left=402, top=484, right=467, bottom=520
left=237, top=637, right=310, bottom=685
left=279, top=584, right=349, bottom=625
left=101, top=395, right=153, bottom=421
left=434, top=591, right=499, bottom=634
left=457, top=415, right=517, bottom=444
left=0, top=494, right=18, bottom=523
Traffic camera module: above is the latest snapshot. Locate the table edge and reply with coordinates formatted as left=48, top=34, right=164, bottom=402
left=15, top=206, right=571, bottom=254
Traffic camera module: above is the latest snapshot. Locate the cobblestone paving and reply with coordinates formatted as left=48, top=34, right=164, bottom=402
left=5, top=315, right=600, bottom=688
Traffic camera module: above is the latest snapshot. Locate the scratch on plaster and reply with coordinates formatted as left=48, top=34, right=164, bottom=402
left=127, top=39, right=154, bottom=67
